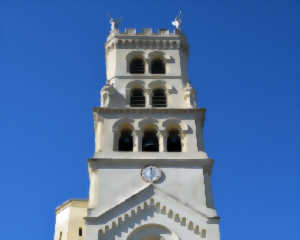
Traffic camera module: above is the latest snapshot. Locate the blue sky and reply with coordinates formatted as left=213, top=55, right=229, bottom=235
left=0, top=0, right=299, bottom=239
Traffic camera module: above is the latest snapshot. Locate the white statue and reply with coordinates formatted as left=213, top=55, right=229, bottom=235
left=101, top=83, right=114, bottom=107
left=108, top=14, right=121, bottom=32
left=184, top=82, right=197, bottom=108
left=172, top=10, right=182, bottom=31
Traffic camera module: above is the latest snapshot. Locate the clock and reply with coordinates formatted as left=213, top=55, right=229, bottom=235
left=141, top=166, right=162, bottom=183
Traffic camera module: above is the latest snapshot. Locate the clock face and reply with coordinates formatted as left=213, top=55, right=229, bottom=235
left=141, top=166, right=162, bottom=183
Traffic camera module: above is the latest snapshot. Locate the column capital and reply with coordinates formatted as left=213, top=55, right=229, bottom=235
left=157, top=130, right=168, bottom=137
left=133, top=130, right=143, bottom=137
left=145, top=88, right=152, bottom=94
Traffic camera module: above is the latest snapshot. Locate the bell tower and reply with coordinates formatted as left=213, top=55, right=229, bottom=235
left=53, top=14, right=220, bottom=240
left=85, top=15, right=220, bottom=240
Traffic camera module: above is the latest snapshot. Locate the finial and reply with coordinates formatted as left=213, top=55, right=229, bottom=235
left=107, top=13, right=122, bottom=32
left=172, top=10, right=182, bottom=31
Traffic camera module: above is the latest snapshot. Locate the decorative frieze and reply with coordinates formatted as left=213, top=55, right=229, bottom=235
left=95, top=197, right=210, bottom=239
left=105, top=28, right=189, bottom=55
left=94, top=107, right=206, bottom=114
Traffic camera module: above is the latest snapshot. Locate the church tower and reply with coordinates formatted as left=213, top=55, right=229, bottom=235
left=53, top=15, right=220, bottom=240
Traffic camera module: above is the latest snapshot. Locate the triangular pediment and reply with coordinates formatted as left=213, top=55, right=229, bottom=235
left=86, top=184, right=219, bottom=238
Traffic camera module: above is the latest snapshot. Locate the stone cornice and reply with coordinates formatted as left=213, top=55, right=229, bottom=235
left=55, top=199, right=88, bottom=215
left=88, top=155, right=214, bottom=169
left=86, top=185, right=219, bottom=237
left=106, top=28, right=187, bottom=44
left=105, top=29, right=189, bottom=55
left=107, top=75, right=184, bottom=80
left=93, top=107, right=206, bottom=115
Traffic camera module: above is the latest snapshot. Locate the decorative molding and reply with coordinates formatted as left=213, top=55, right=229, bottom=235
left=112, top=118, right=135, bottom=131
left=107, top=75, right=184, bottom=80
left=138, top=118, right=160, bottom=130
left=94, top=107, right=206, bottom=115
left=88, top=156, right=212, bottom=169
left=55, top=199, right=88, bottom=215
left=105, top=29, right=189, bottom=55
left=162, top=119, right=189, bottom=132
left=96, top=197, right=207, bottom=238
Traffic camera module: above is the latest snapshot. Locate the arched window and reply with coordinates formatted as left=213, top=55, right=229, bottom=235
left=150, top=59, right=165, bottom=74
left=130, top=88, right=145, bottom=107
left=167, top=130, right=182, bottom=152
left=142, top=129, right=159, bottom=152
left=79, top=227, right=82, bottom=236
left=118, top=129, right=133, bottom=151
left=129, top=58, right=145, bottom=74
left=127, top=224, right=174, bottom=240
left=152, top=88, right=167, bottom=107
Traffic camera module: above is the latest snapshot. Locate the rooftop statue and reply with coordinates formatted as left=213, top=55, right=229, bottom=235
left=172, top=10, right=182, bottom=31
left=108, top=14, right=121, bottom=32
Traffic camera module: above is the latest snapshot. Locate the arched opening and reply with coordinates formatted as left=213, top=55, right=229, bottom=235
left=126, top=224, right=179, bottom=240
left=118, top=129, right=133, bottom=151
left=142, top=129, right=159, bottom=152
left=130, top=88, right=145, bottom=107
left=78, top=227, right=82, bottom=236
left=152, top=88, right=167, bottom=107
left=58, top=232, right=62, bottom=240
left=129, top=58, right=145, bottom=74
left=150, top=59, right=165, bottom=74
left=167, top=129, right=182, bottom=152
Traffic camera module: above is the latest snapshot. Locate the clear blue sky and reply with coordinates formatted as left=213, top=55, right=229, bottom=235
left=0, top=0, right=299, bottom=239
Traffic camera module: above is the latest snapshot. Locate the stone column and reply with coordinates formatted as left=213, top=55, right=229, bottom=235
left=133, top=130, right=143, bottom=152
left=145, top=89, right=152, bottom=108
left=158, top=131, right=168, bottom=152
left=145, top=58, right=150, bottom=74
left=180, top=132, right=186, bottom=152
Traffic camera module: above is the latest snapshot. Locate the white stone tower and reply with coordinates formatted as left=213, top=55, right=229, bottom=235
left=53, top=16, right=220, bottom=240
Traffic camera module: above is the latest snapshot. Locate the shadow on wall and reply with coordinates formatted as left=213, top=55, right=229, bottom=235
left=109, top=87, right=128, bottom=107
left=94, top=186, right=155, bottom=225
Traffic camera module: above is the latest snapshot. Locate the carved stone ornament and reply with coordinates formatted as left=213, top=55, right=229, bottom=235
left=108, top=15, right=121, bottom=32
left=184, top=83, right=197, bottom=108
left=172, top=10, right=182, bottom=31
left=100, top=83, right=114, bottom=107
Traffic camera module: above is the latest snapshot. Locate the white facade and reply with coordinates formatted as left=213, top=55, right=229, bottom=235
left=53, top=24, right=220, bottom=240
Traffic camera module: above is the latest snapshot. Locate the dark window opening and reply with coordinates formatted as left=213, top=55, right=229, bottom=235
left=129, top=58, right=145, bottom=74
left=142, top=130, right=159, bottom=152
left=152, top=88, right=167, bottom=107
left=79, top=227, right=83, bottom=237
left=167, top=130, right=182, bottom=152
left=59, top=232, right=62, bottom=240
left=151, top=59, right=165, bottom=74
left=130, top=88, right=145, bottom=107
left=118, top=130, right=133, bottom=151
